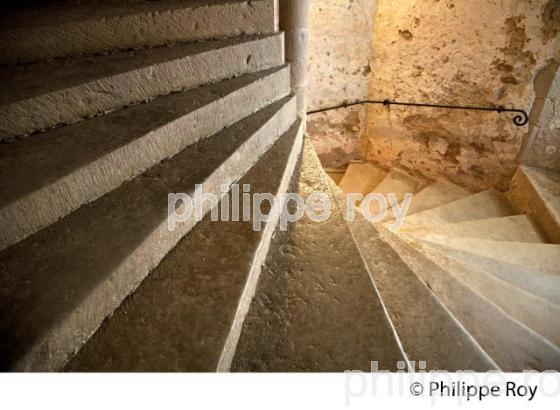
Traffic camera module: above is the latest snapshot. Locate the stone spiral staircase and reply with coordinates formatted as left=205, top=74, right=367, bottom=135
left=0, top=0, right=559, bottom=372
left=331, top=163, right=560, bottom=372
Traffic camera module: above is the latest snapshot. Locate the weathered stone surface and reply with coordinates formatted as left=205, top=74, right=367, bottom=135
left=330, top=181, right=497, bottom=371
left=280, top=0, right=310, bottom=116
left=522, top=61, right=560, bottom=170
left=326, top=170, right=345, bottom=185
left=366, top=0, right=560, bottom=191
left=399, top=190, right=514, bottom=231
left=0, top=34, right=284, bottom=140
left=306, top=0, right=375, bottom=167
left=338, top=162, right=386, bottom=196
left=405, top=215, right=546, bottom=244
left=307, top=108, right=367, bottom=168
left=0, top=66, right=290, bottom=251
left=405, top=241, right=560, bottom=348
left=231, top=140, right=406, bottom=371
left=403, top=179, right=470, bottom=217
left=509, top=165, right=560, bottom=243
left=366, top=169, right=427, bottom=217
left=417, top=235, right=560, bottom=277
left=66, top=118, right=304, bottom=372
left=0, top=96, right=296, bottom=371
left=0, top=0, right=279, bottom=64
left=424, top=241, right=560, bottom=307
left=379, top=225, right=560, bottom=371
left=306, top=1, right=559, bottom=188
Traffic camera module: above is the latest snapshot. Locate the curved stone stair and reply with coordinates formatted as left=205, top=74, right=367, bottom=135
left=335, top=162, right=560, bottom=371
left=230, top=141, right=407, bottom=372
left=66, top=119, right=304, bottom=372
left=1, top=0, right=559, bottom=374
left=0, top=0, right=411, bottom=374
left=0, top=0, right=302, bottom=372
left=0, top=67, right=290, bottom=250
left=0, top=34, right=284, bottom=141
left=0, top=0, right=278, bottom=64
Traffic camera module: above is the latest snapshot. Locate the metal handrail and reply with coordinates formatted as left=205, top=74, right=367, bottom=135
left=307, top=99, right=529, bottom=127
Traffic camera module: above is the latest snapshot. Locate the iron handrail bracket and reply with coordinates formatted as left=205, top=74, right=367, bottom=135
left=307, top=99, right=529, bottom=127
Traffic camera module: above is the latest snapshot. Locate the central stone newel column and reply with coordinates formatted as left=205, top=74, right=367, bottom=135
left=280, top=0, right=310, bottom=120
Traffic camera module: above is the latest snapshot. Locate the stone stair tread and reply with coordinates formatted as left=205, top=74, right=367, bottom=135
left=405, top=178, right=471, bottom=216
left=0, top=66, right=290, bottom=251
left=329, top=181, right=497, bottom=371
left=422, top=241, right=560, bottom=306
left=368, top=169, right=426, bottom=219
left=0, top=95, right=296, bottom=371
left=0, top=33, right=283, bottom=140
left=65, top=118, right=303, bottom=372
left=338, top=162, right=386, bottom=196
left=0, top=0, right=277, bottom=64
left=410, top=234, right=560, bottom=276
left=371, top=169, right=425, bottom=199
left=230, top=141, right=406, bottom=371
left=509, top=165, right=560, bottom=243
left=377, top=224, right=560, bottom=371
left=398, top=189, right=515, bottom=230
left=521, top=166, right=560, bottom=217
left=404, top=215, right=546, bottom=243
left=410, top=241, right=560, bottom=347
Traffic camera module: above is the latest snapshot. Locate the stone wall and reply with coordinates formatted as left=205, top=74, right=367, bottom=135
left=366, top=0, right=560, bottom=191
left=307, top=0, right=376, bottom=169
left=522, top=59, right=560, bottom=169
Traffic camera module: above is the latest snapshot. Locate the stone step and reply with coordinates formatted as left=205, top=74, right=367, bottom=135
left=0, top=95, right=296, bottom=371
left=405, top=178, right=471, bottom=217
left=509, top=165, right=560, bottom=243
left=0, top=0, right=278, bottom=64
left=0, top=66, right=290, bottom=251
left=415, top=235, right=560, bottom=276
left=368, top=169, right=427, bottom=221
left=66, top=118, right=304, bottom=372
left=408, top=241, right=560, bottom=347
left=0, top=33, right=284, bottom=140
left=404, top=215, right=546, bottom=243
left=230, top=141, right=407, bottom=371
left=324, top=167, right=346, bottom=185
left=330, top=182, right=497, bottom=371
left=422, top=242, right=560, bottom=306
left=396, top=189, right=515, bottom=231
left=378, top=226, right=560, bottom=371
left=338, top=162, right=386, bottom=196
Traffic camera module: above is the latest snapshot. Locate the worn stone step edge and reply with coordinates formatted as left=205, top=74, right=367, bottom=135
left=401, top=215, right=546, bottom=243
left=368, top=169, right=428, bottom=223
left=401, top=178, right=471, bottom=218
left=395, top=189, right=515, bottom=232
left=319, top=155, right=410, bottom=370
left=408, top=240, right=560, bottom=347
left=0, top=66, right=290, bottom=251
left=217, top=120, right=304, bottom=372
left=230, top=140, right=408, bottom=371
left=0, top=0, right=279, bottom=65
left=330, top=182, right=498, bottom=371
left=420, top=241, right=560, bottom=306
left=338, top=162, right=387, bottom=196
left=65, top=117, right=303, bottom=371
left=0, top=95, right=296, bottom=371
left=0, top=33, right=284, bottom=140
left=408, top=234, right=560, bottom=276
left=508, top=165, right=560, bottom=244
left=378, top=225, right=560, bottom=371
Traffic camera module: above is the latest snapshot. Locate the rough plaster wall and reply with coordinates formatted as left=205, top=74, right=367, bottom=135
left=366, top=0, right=560, bottom=191
left=307, top=0, right=376, bottom=169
